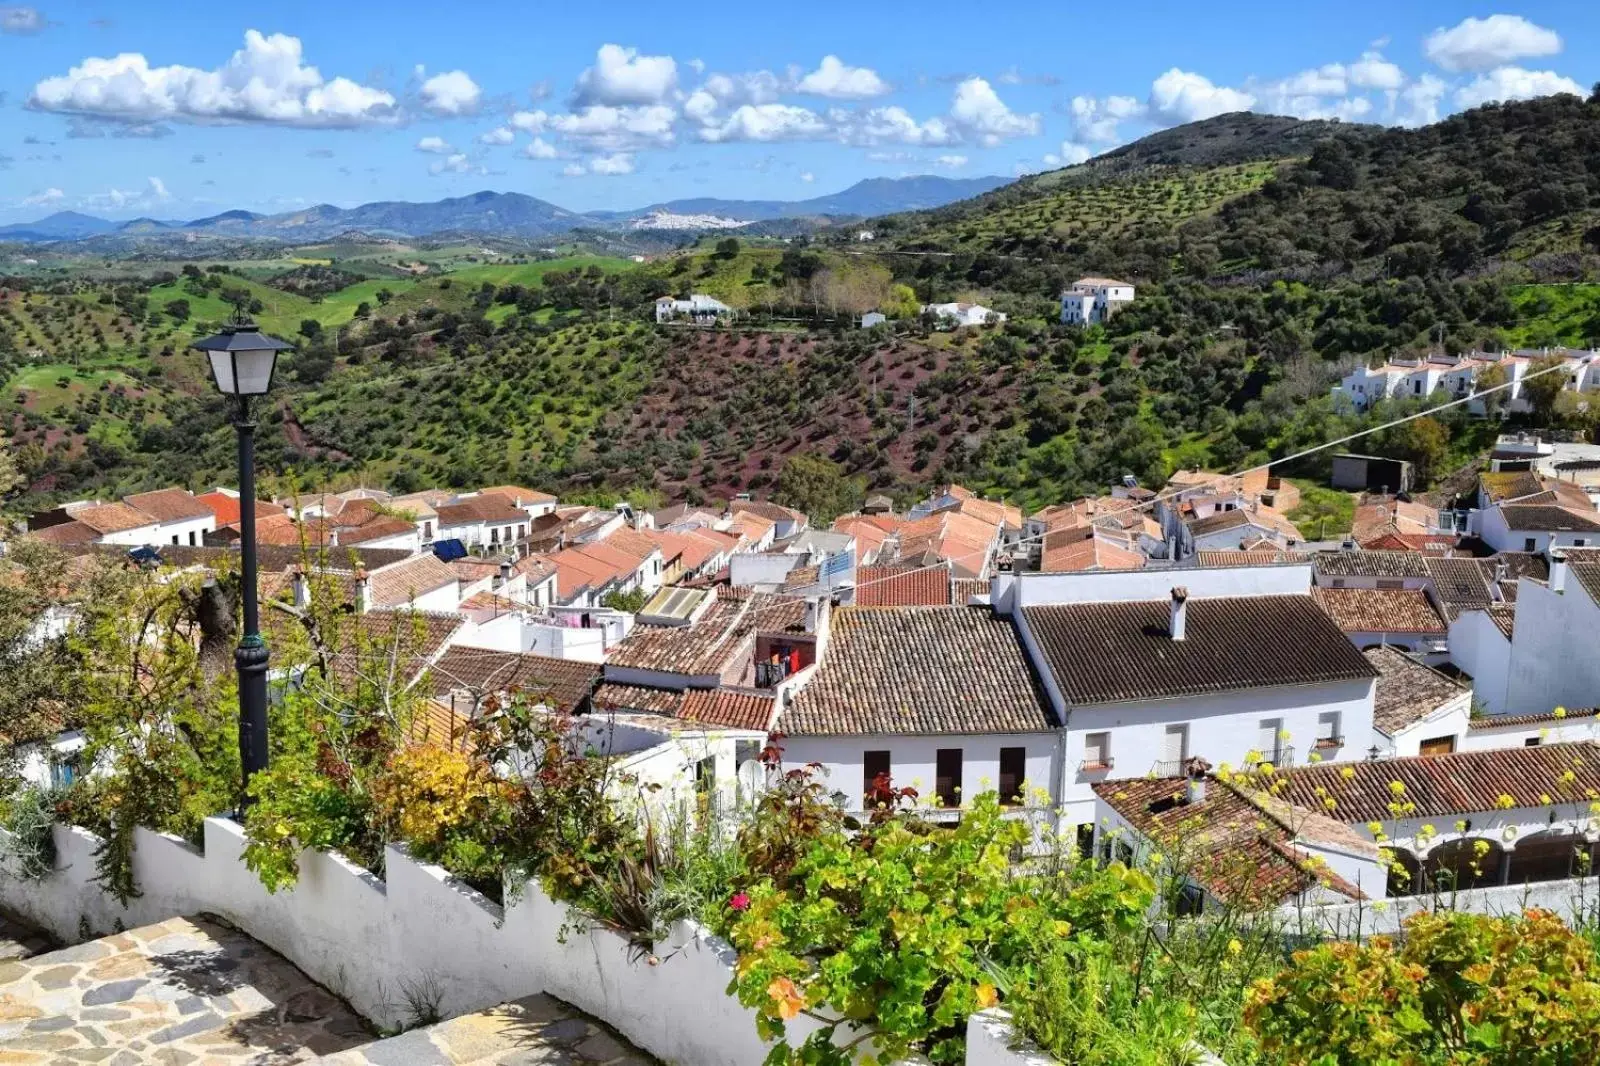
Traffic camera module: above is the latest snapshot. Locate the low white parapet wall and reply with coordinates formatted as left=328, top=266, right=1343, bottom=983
left=1284, top=875, right=1600, bottom=939
left=965, top=1010, right=1226, bottom=1066
left=0, top=817, right=803, bottom=1066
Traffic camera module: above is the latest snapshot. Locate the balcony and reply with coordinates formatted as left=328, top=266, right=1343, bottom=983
left=1311, top=736, right=1344, bottom=754
left=1078, top=757, right=1115, bottom=773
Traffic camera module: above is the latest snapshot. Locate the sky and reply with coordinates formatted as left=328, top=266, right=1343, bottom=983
left=0, top=2, right=1595, bottom=222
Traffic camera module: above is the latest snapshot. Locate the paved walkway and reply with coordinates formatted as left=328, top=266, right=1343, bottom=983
left=314, top=995, right=656, bottom=1065
left=0, top=914, right=373, bottom=1064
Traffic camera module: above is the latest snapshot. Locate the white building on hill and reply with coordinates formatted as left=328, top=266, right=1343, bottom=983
left=654, top=294, right=732, bottom=323
left=1059, top=277, right=1135, bottom=325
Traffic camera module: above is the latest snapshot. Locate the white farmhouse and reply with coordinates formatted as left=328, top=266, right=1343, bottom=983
left=1059, top=277, right=1135, bottom=326
left=654, top=294, right=732, bottom=324
left=921, top=302, right=1005, bottom=328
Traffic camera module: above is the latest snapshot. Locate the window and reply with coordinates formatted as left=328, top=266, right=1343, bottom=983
left=171, top=534, right=179, bottom=545
left=1082, top=732, right=1111, bottom=771
left=694, top=756, right=716, bottom=798
left=1419, top=735, right=1456, bottom=756
left=999, top=746, right=1026, bottom=805
left=1258, top=718, right=1285, bottom=762
left=1576, top=539, right=1589, bottom=548
left=863, top=750, right=890, bottom=805
left=424, top=521, right=433, bottom=539
left=1330, top=578, right=1347, bottom=588
left=935, top=748, right=962, bottom=808
left=1075, top=823, right=1096, bottom=859
left=1525, top=737, right=1542, bottom=747
left=518, top=525, right=527, bottom=539
left=188, top=531, right=197, bottom=546
left=49, top=757, right=77, bottom=789
left=490, top=528, right=501, bottom=544
left=1316, top=712, right=1342, bottom=748
left=1524, top=538, right=1537, bottom=553
left=1162, top=724, right=1189, bottom=770
left=1376, top=579, right=1405, bottom=590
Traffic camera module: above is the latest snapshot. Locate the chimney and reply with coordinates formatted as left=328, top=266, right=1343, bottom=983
left=354, top=569, right=371, bottom=614
left=1550, top=549, right=1568, bottom=594
left=1184, top=756, right=1211, bottom=804
left=1169, top=586, right=1189, bottom=641
left=290, top=566, right=310, bottom=610
left=1493, top=559, right=1509, bottom=584
left=804, top=596, right=822, bottom=634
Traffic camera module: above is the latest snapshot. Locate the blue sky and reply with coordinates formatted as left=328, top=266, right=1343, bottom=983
left=0, top=2, right=1594, bottom=222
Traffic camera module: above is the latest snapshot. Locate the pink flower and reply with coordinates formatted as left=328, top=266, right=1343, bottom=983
left=729, top=892, right=751, bottom=912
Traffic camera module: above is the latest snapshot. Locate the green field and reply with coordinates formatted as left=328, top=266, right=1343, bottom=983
left=1286, top=479, right=1356, bottom=540
left=1507, top=284, right=1600, bottom=348
left=443, top=256, right=635, bottom=288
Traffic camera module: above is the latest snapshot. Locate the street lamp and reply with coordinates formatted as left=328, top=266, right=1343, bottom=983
left=192, top=312, right=294, bottom=802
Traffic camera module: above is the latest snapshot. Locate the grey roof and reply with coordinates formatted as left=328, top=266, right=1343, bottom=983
left=1365, top=647, right=1469, bottom=736
left=1315, top=550, right=1430, bottom=578
left=1023, top=595, right=1377, bottom=706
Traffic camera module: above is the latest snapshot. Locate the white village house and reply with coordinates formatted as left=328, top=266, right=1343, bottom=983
left=654, top=294, right=732, bottom=324
left=1059, top=277, right=1135, bottom=325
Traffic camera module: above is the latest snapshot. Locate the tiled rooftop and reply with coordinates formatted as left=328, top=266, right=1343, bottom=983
left=1312, top=586, right=1446, bottom=634
left=852, top=565, right=952, bottom=607
left=679, top=687, right=776, bottom=731
left=428, top=646, right=599, bottom=712
left=783, top=606, right=1055, bottom=736
left=1024, top=595, right=1376, bottom=706
left=1314, top=550, right=1430, bottom=578
left=1365, top=646, right=1469, bottom=735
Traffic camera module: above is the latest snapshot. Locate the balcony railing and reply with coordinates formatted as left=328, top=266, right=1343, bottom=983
left=1312, top=736, right=1344, bottom=753
left=1078, top=757, right=1115, bottom=773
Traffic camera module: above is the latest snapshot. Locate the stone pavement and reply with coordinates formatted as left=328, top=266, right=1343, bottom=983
left=313, top=995, right=657, bottom=1066
left=0, top=911, right=53, bottom=964
left=0, top=914, right=373, bottom=1064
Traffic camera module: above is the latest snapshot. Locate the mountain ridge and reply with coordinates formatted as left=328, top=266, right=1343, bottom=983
left=0, top=175, right=1008, bottom=244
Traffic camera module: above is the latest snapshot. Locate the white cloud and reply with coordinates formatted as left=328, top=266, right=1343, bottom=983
left=415, top=135, right=452, bottom=154
left=936, top=153, right=968, bottom=168
left=521, top=136, right=559, bottom=159
left=1348, top=50, right=1405, bottom=91
left=561, top=161, right=586, bottom=177
left=27, top=30, right=398, bottom=128
left=418, top=69, right=481, bottom=116
left=687, top=58, right=705, bottom=74
left=697, top=103, right=829, bottom=143
left=948, top=77, right=1039, bottom=145
left=865, top=150, right=915, bottom=163
left=588, top=152, right=635, bottom=175
left=1068, top=94, right=1141, bottom=144
left=800, top=171, right=815, bottom=182
left=1394, top=74, right=1448, bottom=127
left=478, top=126, right=514, bottom=145
left=550, top=104, right=676, bottom=151
left=1147, top=68, right=1254, bottom=125
left=21, top=186, right=64, bottom=206
left=572, top=44, right=677, bottom=107
left=81, top=176, right=170, bottom=211
left=1454, top=66, right=1584, bottom=109
left=1424, top=15, right=1561, bottom=73
left=796, top=56, right=890, bottom=99
left=1057, top=141, right=1094, bottom=165
left=1, top=5, right=44, bottom=34
left=428, top=152, right=481, bottom=175
left=509, top=109, right=548, bottom=133
left=839, top=105, right=955, bottom=147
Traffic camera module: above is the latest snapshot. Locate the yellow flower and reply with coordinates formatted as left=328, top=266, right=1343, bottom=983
left=1227, top=939, right=1242, bottom=955
left=1540, top=793, right=1553, bottom=805
left=1555, top=706, right=1568, bottom=719
left=1495, top=793, right=1515, bottom=810
left=1340, top=766, right=1356, bottom=780
left=1388, top=781, right=1406, bottom=797
left=975, top=983, right=998, bottom=1009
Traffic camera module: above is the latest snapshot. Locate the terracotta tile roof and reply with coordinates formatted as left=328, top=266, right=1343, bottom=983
left=606, top=592, right=804, bottom=676
left=1366, top=647, right=1470, bottom=735
left=478, top=485, right=557, bottom=506
left=449, top=558, right=507, bottom=583
left=1024, top=595, right=1377, bottom=706
left=680, top=687, right=776, bottom=731
left=1487, top=604, right=1516, bottom=638
left=783, top=606, right=1055, bottom=736
left=1279, top=742, right=1600, bottom=823
left=832, top=515, right=896, bottom=564
left=592, top=682, right=683, bottom=715
left=267, top=608, right=463, bottom=690
left=548, top=548, right=619, bottom=599
left=728, top=511, right=777, bottom=543
left=436, top=496, right=528, bottom=527
left=730, top=499, right=808, bottom=525
left=1479, top=470, right=1548, bottom=503
left=514, top=554, right=558, bottom=585
left=1040, top=530, right=1145, bottom=572
left=641, top=529, right=708, bottom=570
left=1314, top=550, right=1430, bottom=578
left=895, top=510, right=997, bottom=580
left=602, top=527, right=661, bottom=562
left=1500, top=504, right=1600, bottom=533
left=1574, top=562, right=1600, bottom=606
left=1468, top=707, right=1599, bottom=730
left=428, top=647, right=598, bottom=712
left=72, top=501, right=156, bottom=534
left=952, top=578, right=989, bottom=603
left=367, top=554, right=459, bottom=609
left=1361, top=531, right=1460, bottom=553
left=195, top=491, right=279, bottom=527
left=946, top=495, right=1023, bottom=532
left=1094, top=775, right=1370, bottom=907
left=124, top=488, right=213, bottom=524
left=1312, top=586, right=1446, bottom=635
left=853, top=565, right=952, bottom=607
left=1195, top=549, right=1311, bottom=566
left=27, top=520, right=97, bottom=545
left=336, top=514, right=418, bottom=545
left=407, top=699, right=473, bottom=751
left=1423, top=557, right=1494, bottom=618
left=1185, top=509, right=1252, bottom=537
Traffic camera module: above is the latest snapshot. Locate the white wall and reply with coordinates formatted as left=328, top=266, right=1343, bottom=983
left=1479, top=507, right=1598, bottom=554
left=1006, top=564, right=1311, bottom=610
left=1504, top=577, right=1600, bottom=715
left=354, top=529, right=423, bottom=553
left=1385, top=698, right=1471, bottom=757
left=1057, top=679, right=1376, bottom=825
left=0, top=819, right=837, bottom=1066
left=729, top=552, right=804, bottom=590
left=780, top=732, right=1058, bottom=813
left=1448, top=610, right=1511, bottom=714
left=1460, top=715, right=1600, bottom=751
left=1292, top=876, right=1600, bottom=939
left=158, top=515, right=216, bottom=547
left=449, top=612, right=611, bottom=662
left=96, top=522, right=162, bottom=546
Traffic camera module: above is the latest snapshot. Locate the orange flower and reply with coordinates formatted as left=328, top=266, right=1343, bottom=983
left=767, top=976, right=806, bottom=1021
left=975, top=983, right=998, bottom=1009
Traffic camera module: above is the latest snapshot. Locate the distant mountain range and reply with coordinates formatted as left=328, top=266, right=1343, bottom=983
left=0, top=175, right=1010, bottom=245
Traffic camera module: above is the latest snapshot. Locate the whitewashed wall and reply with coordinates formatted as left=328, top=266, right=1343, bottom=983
left=1448, top=609, right=1511, bottom=714
left=1460, top=715, right=1600, bottom=751
left=1287, top=875, right=1600, bottom=938
left=780, top=732, right=1058, bottom=813
left=1504, top=578, right=1600, bottom=716
left=0, top=818, right=822, bottom=1066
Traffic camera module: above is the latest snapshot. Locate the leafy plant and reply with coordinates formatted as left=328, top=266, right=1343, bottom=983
left=0, top=786, right=61, bottom=880
left=1245, top=908, right=1600, bottom=1065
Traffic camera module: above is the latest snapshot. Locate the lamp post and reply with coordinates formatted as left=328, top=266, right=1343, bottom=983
left=192, top=313, right=294, bottom=802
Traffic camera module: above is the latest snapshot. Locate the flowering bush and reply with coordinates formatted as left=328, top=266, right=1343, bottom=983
left=727, top=792, right=1155, bottom=1064
left=1245, top=908, right=1600, bottom=1065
